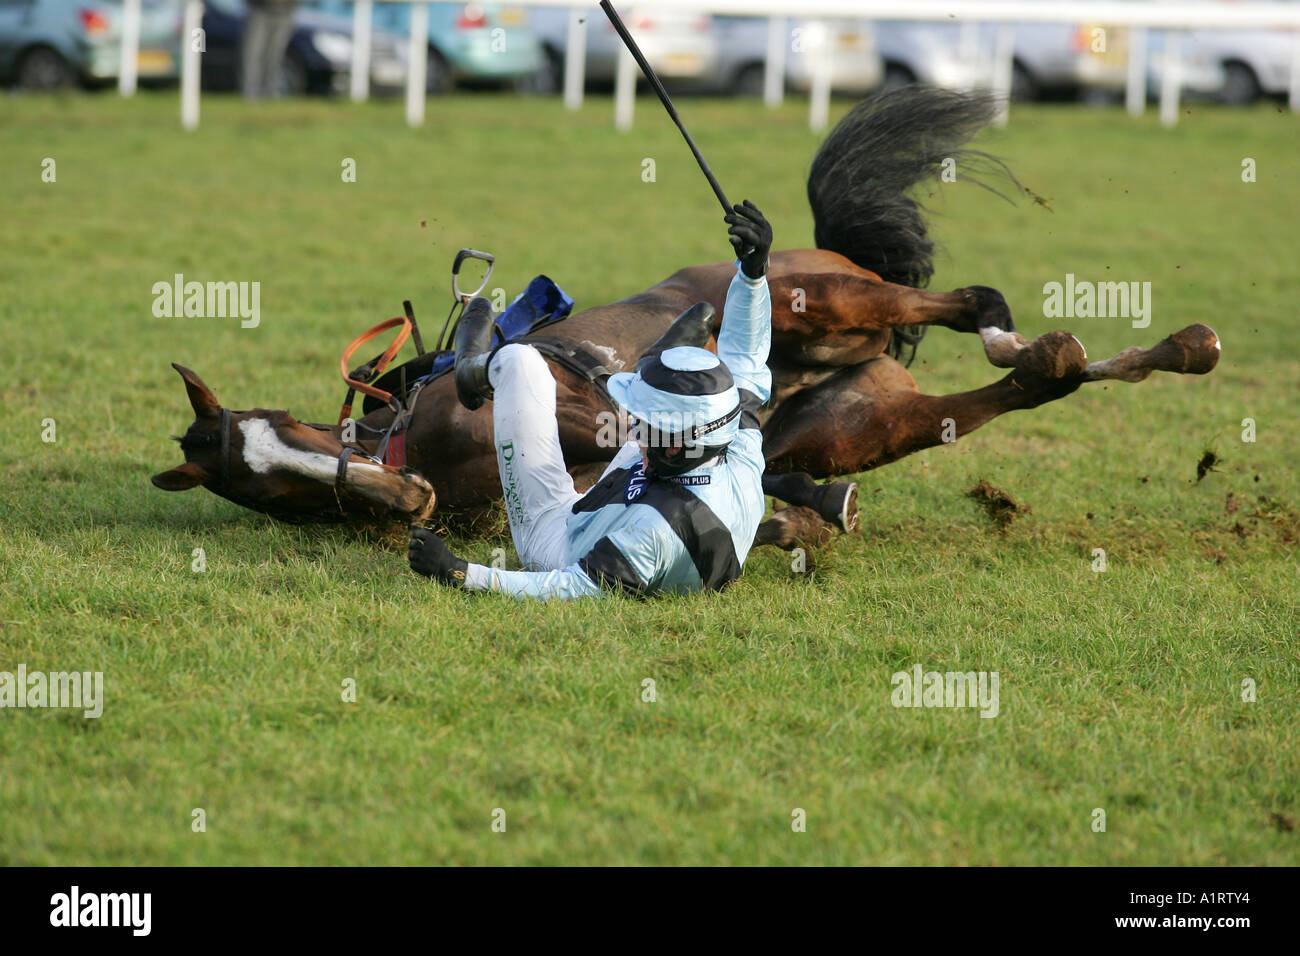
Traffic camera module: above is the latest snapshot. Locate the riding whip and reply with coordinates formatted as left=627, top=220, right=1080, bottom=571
left=598, top=0, right=733, bottom=217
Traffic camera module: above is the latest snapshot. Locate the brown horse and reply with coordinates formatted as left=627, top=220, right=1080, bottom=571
left=152, top=89, right=1220, bottom=546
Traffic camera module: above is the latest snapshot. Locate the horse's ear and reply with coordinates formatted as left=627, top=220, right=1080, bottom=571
left=172, top=363, right=221, bottom=420
left=151, top=461, right=208, bottom=491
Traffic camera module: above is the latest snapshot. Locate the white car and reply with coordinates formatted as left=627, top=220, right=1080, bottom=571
left=785, top=20, right=881, bottom=94
left=1145, top=30, right=1227, bottom=102
left=874, top=21, right=986, bottom=92
left=1174, top=29, right=1295, bottom=104
left=529, top=6, right=718, bottom=88
left=709, top=17, right=882, bottom=96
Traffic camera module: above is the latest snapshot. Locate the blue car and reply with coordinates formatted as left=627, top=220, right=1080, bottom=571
left=309, top=1, right=540, bottom=92
left=0, top=0, right=181, bottom=90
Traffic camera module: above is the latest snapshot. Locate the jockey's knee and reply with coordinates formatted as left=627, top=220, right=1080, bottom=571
left=489, top=343, right=549, bottom=389
left=488, top=343, right=548, bottom=385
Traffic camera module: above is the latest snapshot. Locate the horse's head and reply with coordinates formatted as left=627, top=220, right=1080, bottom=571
left=152, top=364, right=435, bottom=523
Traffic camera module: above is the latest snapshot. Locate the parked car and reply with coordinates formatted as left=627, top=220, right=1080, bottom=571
left=870, top=20, right=1129, bottom=101
left=200, top=0, right=407, bottom=95
left=1168, top=28, right=1294, bottom=104
left=529, top=5, right=718, bottom=91
left=874, top=20, right=984, bottom=92
left=875, top=20, right=1222, bottom=103
left=0, top=0, right=180, bottom=90
left=710, top=16, right=881, bottom=96
left=1144, top=30, right=1226, bottom=102
left=309, top=1, right=539, bottom=92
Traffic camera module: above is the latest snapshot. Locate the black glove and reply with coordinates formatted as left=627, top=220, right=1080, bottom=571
left=725, top=200, right=773, bottom=280
left=408, top=528, right=469, bottom=587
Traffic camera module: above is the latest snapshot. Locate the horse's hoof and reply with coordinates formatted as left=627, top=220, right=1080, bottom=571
left=1167, top=323, right=1221, bottom=375
left=1015, top=330, right=1088, bottom=380
left=756, top=505, right=835, bottom=550
left=816, top=480, right=858, bottom=534
left=962, top=286, right=1016, bottom=335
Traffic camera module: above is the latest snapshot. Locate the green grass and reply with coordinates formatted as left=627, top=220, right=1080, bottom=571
left=0, top=91, right=1296, bottom=865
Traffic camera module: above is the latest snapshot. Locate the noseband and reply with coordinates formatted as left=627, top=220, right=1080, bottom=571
left=216, top=407, right=362, bottom=498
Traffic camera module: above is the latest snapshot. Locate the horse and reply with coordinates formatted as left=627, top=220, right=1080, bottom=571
left=151, top=88, right=1221, bottom=548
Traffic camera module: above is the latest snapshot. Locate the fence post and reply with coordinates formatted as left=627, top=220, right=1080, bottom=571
left=991, top=24, right=1015, bottom=125
left=119, top=0, right=142, bottom=96
left=406, top=1, right=428, bottom=126
left=764, top=16, right=786, bottom=107
left=564, top=6, right=587, bottom=110
left=808, top=21, right=831, bottom=132
left=180, top=0, right=203, bottom=130
left=614, top=46, right=635, bottom=131
left=1126, top=26, right=1147, bottom=116
left=1290, top=27, right=1300, bottom=112
left=1159, top=30, right=1181, bottom=128
left=351, top=0, right=372, bottom=102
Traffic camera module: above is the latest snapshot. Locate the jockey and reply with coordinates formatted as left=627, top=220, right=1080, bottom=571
left=408, top=201, right=773, bottom=599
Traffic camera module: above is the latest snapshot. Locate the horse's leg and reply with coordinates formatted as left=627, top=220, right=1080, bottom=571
left=764, top=325, right=1219, bottom=478
left=761, top=472, right=859, bottom=533
left=1080, top=324, right=1221, bottom=381
left=766, top=271, right=1019, bottom=368
left=763, top=335, right=1088, bottom=477
left=979, top=324, right=1220, bottom=384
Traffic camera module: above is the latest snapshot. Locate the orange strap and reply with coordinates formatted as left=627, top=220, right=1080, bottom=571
left=338, top=316, right=412, bottom=417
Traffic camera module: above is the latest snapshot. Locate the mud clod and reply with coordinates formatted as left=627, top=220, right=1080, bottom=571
left=966, top=480, right=1030, bottom=531
left=1196, top=450, right=1220, bottom=482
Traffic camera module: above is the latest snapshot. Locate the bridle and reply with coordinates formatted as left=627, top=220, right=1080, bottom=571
left=215, top=405, right=379, bottom=505
left=218, top=406, right=232, bottom=493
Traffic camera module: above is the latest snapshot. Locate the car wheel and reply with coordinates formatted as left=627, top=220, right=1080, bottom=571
left=733, top=63, right=767, bottom=97
left=1220, top=61, right=1261, bottom=106
left=882, top=63, right=917, bottom=91
left=16, top=46, right=75, bottom=91
left=426, top=48, right=451, bottom=94
left=1010, top=62, right=1037, bottom=102
left=277, top=52, right=308, bottom=97
left=517, top=46, right=562, bottom=94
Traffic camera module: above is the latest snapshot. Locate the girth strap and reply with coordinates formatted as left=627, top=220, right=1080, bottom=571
left=512, top=336, right=619, bottom=412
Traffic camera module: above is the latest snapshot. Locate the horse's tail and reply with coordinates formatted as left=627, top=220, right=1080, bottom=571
left=806, top=86, right=1018, bottom=364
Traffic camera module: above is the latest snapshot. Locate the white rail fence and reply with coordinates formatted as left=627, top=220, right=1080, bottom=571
left=121, top=0, right=1300, bottom=130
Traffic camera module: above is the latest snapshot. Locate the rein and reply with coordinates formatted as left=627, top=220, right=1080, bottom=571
left=218, top=406, right=232, bottom=492
left=297, top=294, right=616, bottom=505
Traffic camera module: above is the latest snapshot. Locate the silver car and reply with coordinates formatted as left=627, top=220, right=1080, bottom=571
left=529, top=6, right=718, bottom=88
left=709, top=16, right=882, bottom=96
left=874, top=21, right=985, bottom=92
left=1144, top=30, right=1227, bottom=103
left=1170, top=28, right=1294, bottom=104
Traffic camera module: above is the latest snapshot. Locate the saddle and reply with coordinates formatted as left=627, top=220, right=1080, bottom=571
left=336, top=276, right=617, bottom=468
left=358, top=275, right=563, bottom=413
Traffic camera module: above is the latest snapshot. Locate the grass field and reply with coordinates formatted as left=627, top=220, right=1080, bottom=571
left=1, top=91, right=1296, bottom=865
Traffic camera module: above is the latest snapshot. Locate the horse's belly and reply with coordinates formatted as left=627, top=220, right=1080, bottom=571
left=773, top=328, right=891, bottom=367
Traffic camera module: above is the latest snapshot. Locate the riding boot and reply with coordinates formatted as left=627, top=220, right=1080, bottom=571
left=635, top=302, right=716, bottom=372
left=453, top=296, right=498, bottom=411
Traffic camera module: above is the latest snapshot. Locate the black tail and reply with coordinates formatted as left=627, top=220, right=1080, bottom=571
left=807, top=87, right=1018, bottom=364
